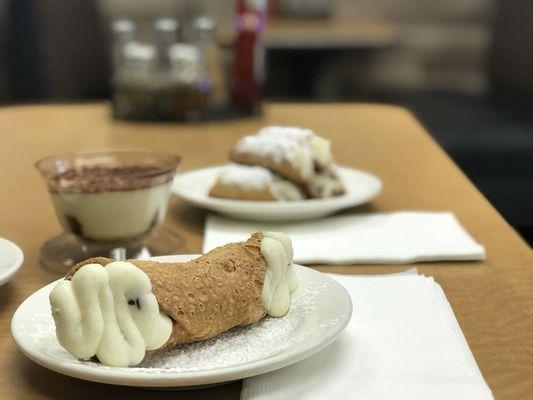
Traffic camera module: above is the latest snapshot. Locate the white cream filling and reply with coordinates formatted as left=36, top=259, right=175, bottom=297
left=310, top=172, right=344, bottom=198
left=291, top=147, right=315, bottom=180
left=310, top=136, right=332, bottom=167
left=270, top=178, right=304, bottom=201
left=49, top=261, right=172, bottom=367
left=260, top=232, right=298, bottom=317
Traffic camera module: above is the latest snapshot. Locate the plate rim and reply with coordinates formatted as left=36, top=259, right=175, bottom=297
left=171, top=165, right=382, bottom=214
left=0, top=237, right=24, bottom=287
left=11, top=255, right=352, bottom=387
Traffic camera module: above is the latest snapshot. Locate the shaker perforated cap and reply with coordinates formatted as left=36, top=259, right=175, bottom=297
left=154, top=18, right=180, bottom=34
left=112, top=19, right=136, bottom=34
left=193, top=16, right=216, bottom=33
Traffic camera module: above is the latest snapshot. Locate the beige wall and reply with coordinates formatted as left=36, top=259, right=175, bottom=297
left=0, top=0, right=9, bottom=101
left=97, top=0, right=494, bottom=93
left=334, top=0, right=493, bottom=22
left=334, top=0, right=494, bottom=93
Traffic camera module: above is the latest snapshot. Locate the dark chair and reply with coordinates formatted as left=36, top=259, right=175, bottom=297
left=4, top=0, right=109, bottom=102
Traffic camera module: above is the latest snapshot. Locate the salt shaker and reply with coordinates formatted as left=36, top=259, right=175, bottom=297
left=193, top=16, right=229, bottom=115
left=112, top=42, right=159, bottom=120
left=167, top=43, right=209, bottom=120
left=111, top=19, right=136, bottom=72
left=154, top=18, right=180, bottom=70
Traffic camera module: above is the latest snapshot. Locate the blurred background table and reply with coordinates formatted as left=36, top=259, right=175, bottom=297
left=263, top=19, right=401, bottom=100
left=2, top=0, right=533, bottom=245
left=0, top=103, right=532, bottom=399
left=264, top=19, right=398, bottom=50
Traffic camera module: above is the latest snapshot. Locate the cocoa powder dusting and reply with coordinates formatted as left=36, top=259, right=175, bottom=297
left=48, top=165, right=174, bottom=193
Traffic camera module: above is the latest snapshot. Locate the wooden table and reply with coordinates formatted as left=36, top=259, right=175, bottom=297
left=0, top=103, right=532, bottom=399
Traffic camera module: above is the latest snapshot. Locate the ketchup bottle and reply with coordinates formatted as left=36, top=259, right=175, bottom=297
left=232, top=0, right=267, bottom=115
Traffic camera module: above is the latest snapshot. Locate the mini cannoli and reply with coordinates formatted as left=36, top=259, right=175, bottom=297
left=49, top=232, right=297, bottom=367
left=209, top=164, right=305, bottom=201
left=229, top=126, right=333, bottom=185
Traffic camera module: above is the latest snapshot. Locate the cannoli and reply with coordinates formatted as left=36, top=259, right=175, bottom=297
left=229, top=126, right=333, bottom=185
left=209, top=164, right=305, bottom=201
left=49, top=232, right=297, bottom=367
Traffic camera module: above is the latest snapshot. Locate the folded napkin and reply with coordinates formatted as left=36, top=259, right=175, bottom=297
left=241, top=274, right=493, bottom=400
left=204, top=212, right=485, bottom=264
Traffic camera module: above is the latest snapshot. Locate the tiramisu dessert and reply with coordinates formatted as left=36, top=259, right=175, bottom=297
left=209, top=126, right=345, bottom=201
left=49, top=232, right=297, bottom=366
left=37, top=151, right=180, bottom=242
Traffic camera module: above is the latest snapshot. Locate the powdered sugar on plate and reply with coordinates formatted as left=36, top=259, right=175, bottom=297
left=22, top=280, right=345, bottom=374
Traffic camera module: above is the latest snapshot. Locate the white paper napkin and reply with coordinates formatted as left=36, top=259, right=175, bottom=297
left=241, top=274, right=493, bottom=400
left=204, top=212, right=485, bottom=264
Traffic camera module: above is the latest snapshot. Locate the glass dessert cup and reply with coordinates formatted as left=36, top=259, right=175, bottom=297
left=36, top=150, right=182, bottom=274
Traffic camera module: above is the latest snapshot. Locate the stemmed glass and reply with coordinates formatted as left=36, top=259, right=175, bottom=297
left=36, top=150, right=181, bottom=273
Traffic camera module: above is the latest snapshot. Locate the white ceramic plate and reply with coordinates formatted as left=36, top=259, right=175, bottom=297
left=0, top=237, right=24, bottom=287
left=11, top=255, right=352, bottom=388
left=172, top=165, right=382, bottom=222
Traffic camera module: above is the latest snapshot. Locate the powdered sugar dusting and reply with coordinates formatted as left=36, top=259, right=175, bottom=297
left=235, top=135, right=305, bottom=166
left=257, top=126, right=315, bottom=143
left=218, top=164, right=273, bottom=189
left=23, top=280, right=346, bottom=374
left=234, top=126, right=317, bottom=166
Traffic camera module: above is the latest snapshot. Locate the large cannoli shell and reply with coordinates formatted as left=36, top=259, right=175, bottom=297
left=66, top=233, right=268, bottom=347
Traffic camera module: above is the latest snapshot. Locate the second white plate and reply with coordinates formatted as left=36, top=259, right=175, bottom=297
left=172, top=165, right=382, bottom=222
left=0, top=237, right=24, bottom=287
left=11, top=255, right=352, bottom=388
